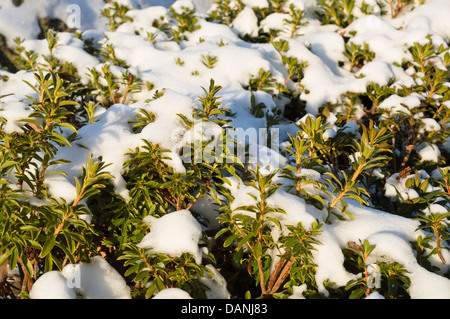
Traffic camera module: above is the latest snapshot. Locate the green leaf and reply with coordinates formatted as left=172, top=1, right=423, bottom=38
left=44, top=253, right=53, bottom=272
left=237, top=233, right=253, bottom=251
left=45, top=170, right=69, bottom=177
left=155, top=277, right=165, bottom=291
left=58, top=122, right=78, bottom=133
left=223, top=234, right=238, bottom=247
left=254, top=241, right=262, bottom=260
left=21, top=255, right=34, bottom=277
left=266, top=217, right=282, bottom=229
left=0, top=250, right=12, bottom=266
left=145, top=283, right=158, bottom=299
left=18, top=118, right=43, bottom=128
left=40, top=235, right=56, bottom=258
left=19, top=225, right=40, bottom=232
left=58, top=241, right=77, bottom=264
left=59, top=100, right=79, bottom=108
left=51, top=131, right=72, bottom=147
left=349, top=287, right=366, bottom=299
left=0, top=160, right=18, bottom=171
left=125, top=263, right=139, bottom=277
left=214, top=228, right=230, bottom=239
left=9, top=247, right=18, bottom=271
left=134, top=269, right=150, bottom=283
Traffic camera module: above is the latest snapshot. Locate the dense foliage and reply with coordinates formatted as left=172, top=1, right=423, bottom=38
left=0, top=0, right=449, bottom=299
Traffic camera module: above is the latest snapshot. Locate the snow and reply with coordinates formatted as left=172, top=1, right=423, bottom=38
left=137, top=210, right=204, bottom=264
left=395, top=0, right=450, bottom=39
left=152, top=288, right=193, bottom=299
left=260, top=13, right=291, bottom=36
left=0, top=101, right=33, bottom=134
left=279, top=34, right=394, bottom=113
left=121, top=6, right=169, bottom=37
left=30, top=256, right=131, bottom=299
left=242, top=0, right=269, bottom=9
left=417, top=143, right=441, bottom=163
left=224, top=170, right=450, bottom=298
left=0, top=5, right=40, bottom=47
left=29, top=271, right=77, bottom=299
left=313, top=229, right=357, bottom=295
left=199, top=264, right=231, bottom=299
left=232, top=7, right=259, bottom=38
left=423, top=204, right=448, bottom=215
left=366, top=232, right=450, bottom=299
left=0, top=71, right=38, bottom=103
left=0, top=0, right=107, bottom=47
left=365, top=291, right=384, bottom=299
left=378, top=94, right=421, bottom=115
left=190, top=194, right=222, bottom=229
left=1, top=0, right=449, bottom=300
left=171, top=0, right=196, bottom=14
left=20, top=33, right=100, bottom=84
left=44, top=174, right=78, bottom=203
left=385, top=172, right=422, bottom=200
left=420, top=118, right=441, bottom=133
left=287, top=284, right=307, bottom=299
left=346, top=13, right=448, bottom=68
left=60, top=256, right=131, bottom=299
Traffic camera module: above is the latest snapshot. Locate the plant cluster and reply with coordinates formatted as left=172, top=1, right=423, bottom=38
left=208, top=0, right=308, bottom=41
left=0, top=69, right=113, bottom=297
left=0, top=0, right=449, bottom=300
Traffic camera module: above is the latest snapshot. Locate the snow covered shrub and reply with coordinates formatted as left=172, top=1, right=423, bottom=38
left=0, top=0, right=450, bottom=300
left=88, top=64, right=144, bottom=108
left=248, top=68, right=277, bottom=93
left=283, top=4, right=308, bottom=39
left=0, top=69, right=113, bottom=297
left=344, top=42, right=375, bottom=72
left=216, top=167, right=323, bottom=298
left=216, top=168, right=288, bottom=297
left=84, top=79, right=239, bottom=298
left=316, top=0, right=356, bottom=28
left=208, top=0, right=244, bottom=27
left=169, top=0, right=202, bottom=43
left=343, top=239, right=411, bottom=299
left=118, top=210, right=215, bottom=299
left=281, top=115, right=391, bottom=222
left=416, top=209, right=450, bottom=264
left=101, top=1, right=132, bottom=32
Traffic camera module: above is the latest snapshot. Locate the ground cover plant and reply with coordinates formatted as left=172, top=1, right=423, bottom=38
left=0, top=0, right=449, bottom=299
